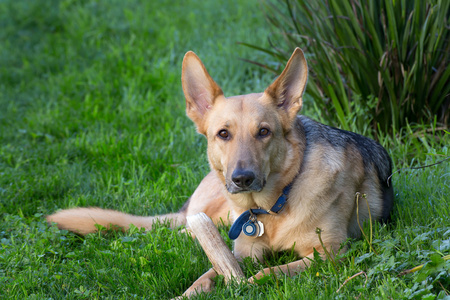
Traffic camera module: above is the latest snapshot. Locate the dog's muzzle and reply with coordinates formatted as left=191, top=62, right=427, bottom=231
left=226, top=169, right=265, bottom=194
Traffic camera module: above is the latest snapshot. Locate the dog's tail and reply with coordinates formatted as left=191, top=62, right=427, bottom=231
left=46, top=207, right=186, bottom=235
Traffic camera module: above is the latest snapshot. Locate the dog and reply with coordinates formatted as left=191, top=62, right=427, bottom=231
left=47, top=48, right=393, bottom=297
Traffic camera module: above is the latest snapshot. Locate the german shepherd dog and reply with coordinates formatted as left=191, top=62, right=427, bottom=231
left=47, top=48, right=393, bottom=297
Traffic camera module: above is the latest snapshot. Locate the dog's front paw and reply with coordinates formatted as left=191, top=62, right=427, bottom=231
left=182, top=278, right=214, bottom=297
left=248, top=269, right=271, bottom=284
left=179, top=268, right=217, bottom=298
left=179, top=227, right=196, bottom=239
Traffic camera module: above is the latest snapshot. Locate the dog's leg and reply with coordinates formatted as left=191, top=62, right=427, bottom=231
left=248, top=252, right=315, bottom=282
left=181, top=268, right=217, bottom=297
left=249, top=239, right=345, bottom=282
left=181, top=231, right=268, bottom=297
left=184, top=171, right=231, bottom=226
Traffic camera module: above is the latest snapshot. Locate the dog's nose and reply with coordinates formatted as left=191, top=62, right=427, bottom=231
left=231, top=169, right=256, bottom=189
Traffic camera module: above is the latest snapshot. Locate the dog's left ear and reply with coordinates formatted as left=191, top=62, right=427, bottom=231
left=182, top=51, right=224, bottom=134
left=264, top=48, right=308, bottom=124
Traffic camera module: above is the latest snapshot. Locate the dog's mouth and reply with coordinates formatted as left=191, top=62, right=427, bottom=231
left=225, top=178, right=266, bottom=194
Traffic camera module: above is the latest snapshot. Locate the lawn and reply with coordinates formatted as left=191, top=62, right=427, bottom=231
left=0, top=0, right=449, bottom=299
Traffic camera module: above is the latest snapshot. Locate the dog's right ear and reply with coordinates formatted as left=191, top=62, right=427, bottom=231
left=182, top=51, right=224, bottom=134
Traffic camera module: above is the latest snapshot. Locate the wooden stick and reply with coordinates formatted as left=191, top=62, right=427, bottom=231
left=186, top=213, right=245, bottom=283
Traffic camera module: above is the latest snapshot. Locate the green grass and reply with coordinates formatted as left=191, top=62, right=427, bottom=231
left=0, top=0, right=449, bottom=299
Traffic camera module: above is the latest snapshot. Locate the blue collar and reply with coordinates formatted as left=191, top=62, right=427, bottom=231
left=228, top=183, right=293, bottom=240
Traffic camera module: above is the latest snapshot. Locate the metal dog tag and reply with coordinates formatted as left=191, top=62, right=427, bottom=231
left=243, top=220, right=258, bottom=237
left=242, top=220, right=264, bottom=238
left=256, top=221, right=264, bottom=237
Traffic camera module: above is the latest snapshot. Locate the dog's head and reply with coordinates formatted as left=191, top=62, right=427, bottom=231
left=181, top=48, right=308, bottom=197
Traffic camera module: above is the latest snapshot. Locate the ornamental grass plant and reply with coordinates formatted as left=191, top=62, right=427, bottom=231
left=243, top=0, right=449, bottom=134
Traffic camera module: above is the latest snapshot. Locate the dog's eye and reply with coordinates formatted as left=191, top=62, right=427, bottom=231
left=218, top=129, right=229, bottom=140
left=259, top=128, right=270, bottom=137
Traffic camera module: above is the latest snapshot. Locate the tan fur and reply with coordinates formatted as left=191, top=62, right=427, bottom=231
left=47, top=48, right=392, bottom=298
left=184, top=171, right=230, bottom=225
left=46, top=208, right=186, bottom=235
